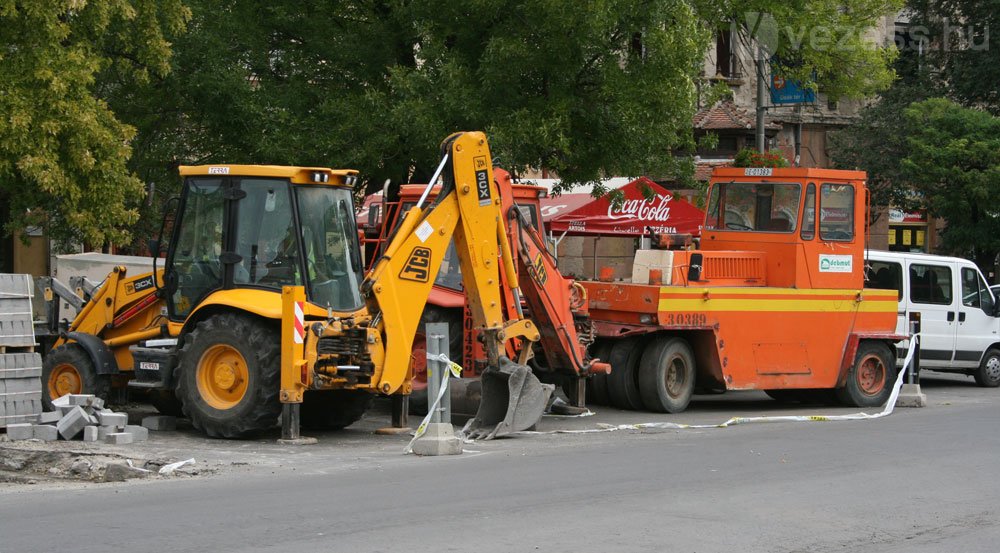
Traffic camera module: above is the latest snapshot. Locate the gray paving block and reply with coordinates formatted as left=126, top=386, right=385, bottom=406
left=97, top=426, right=117, bottom=440
left=105, top=432, right=134, bottom=445
left=56, top=406, right=89, bottom=440
left=82, top=426, right=99, bottom=442
left=141, top=415, right=176, bottom=431
left=32, top=424, right=59, bottom=441
left=51, top=395, right=71, bottom=408
left=68, top=394, right=96, bottom=407
left=6, top=422, right=32, bottom=440
left=98, top=412, right=128, bottom=429
left=38, top=410, right=61, bottom=424
left=124, top=425, right=149, bottom=442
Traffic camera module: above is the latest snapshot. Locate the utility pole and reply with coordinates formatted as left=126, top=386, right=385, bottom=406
left=755, top=44, right=767, bottom=153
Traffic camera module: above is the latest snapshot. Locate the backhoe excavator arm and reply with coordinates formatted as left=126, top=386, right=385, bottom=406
left=361, top=131, right=550, bottom=439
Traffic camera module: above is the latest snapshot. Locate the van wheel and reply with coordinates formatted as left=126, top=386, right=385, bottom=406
left=836, top=341, right=896, bottom=407
left=638, top=336, right=695, bottom=413
left=974, top=348, right=1000, bottom=387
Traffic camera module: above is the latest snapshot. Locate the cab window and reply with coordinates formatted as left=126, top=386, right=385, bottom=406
left=800, top=183, right=816, bottom=240
left=703, top=182, right=801, bottom=232
left=819, top=184, right=854, bottom=241
left=961, top=267, right=995, bottom=313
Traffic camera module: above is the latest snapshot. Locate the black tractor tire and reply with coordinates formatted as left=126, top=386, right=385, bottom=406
left=148, top=389, right=185, bottom=417
left=764, top=389, right=801, bottom=403
left=637, top=336, right=695, bottom=413
left=606, top=337, right=645, bottom=410
left=42, top=343, right=111, bottom=410
left=301, top=390, right=374, bottom=430
left=176, top=313, right=281, bottom=438
left=836, top=341, right=896, bottom=408
left=974, top=348, right=1000, bottom=387
left=587, top=342, right=613, bottom=406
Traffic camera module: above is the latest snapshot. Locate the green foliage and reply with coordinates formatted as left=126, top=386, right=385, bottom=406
left=0, top=0, right=189, bottom=248
left=732, top=148, right=789, bottom=168
left=901, top=99, right=1000, bottom=267
left=714, top=0, right=903, bottom=100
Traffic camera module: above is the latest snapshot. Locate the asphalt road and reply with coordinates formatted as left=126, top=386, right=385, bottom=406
left=2, top=373, right=999, bottom=553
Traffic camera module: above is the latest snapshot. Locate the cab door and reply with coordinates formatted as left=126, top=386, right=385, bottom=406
left=955, top=265, right=1000, bottom=367
left=907, top=262, right=958, bottom=367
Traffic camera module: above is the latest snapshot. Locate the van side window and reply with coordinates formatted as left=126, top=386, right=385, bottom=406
left=865, top=260, right=902, bottom=300
left=910, top=264, right=952, bottom=305
left=800, top=183, right=815, bottom=240
left=961, top=267, right=995, bottom=313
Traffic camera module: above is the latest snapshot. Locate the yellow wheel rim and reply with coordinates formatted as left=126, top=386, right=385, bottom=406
left=196, top=344, right=249, bottom=410
left=49, top=363, right=82, bottom=399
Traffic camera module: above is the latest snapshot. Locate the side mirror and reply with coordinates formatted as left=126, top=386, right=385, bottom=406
left=687, top=253, right=704, bottom=282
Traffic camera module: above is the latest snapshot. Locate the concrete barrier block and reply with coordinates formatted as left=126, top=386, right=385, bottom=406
left=6, top=422, right=32, bottom=440
left=68, top=394, right=96, bottom=407
left=98, top=412, right=127, bottom=429
left=97, top=426, right=117, bottom=440
left=56, top=406, right=90, bottom=440
left=32, top=424, right=59, bottom=441
left=38, top=410, right=62, bottom=424
left=105, top=432, right=134, bottom=445
left=82, top=426, right=99, bottom=442
left=124, top=425, right=149, bottom=442
left=51, top=395, right=71, bottom=408
left=141, top=416, right=176, bottom=431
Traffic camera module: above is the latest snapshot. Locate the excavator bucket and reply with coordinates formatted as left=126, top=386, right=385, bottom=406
left=462, top=356, right=554, bottom=440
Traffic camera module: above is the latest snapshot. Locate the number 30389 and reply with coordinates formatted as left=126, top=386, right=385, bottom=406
left=665, top=313, right=707, bottom=326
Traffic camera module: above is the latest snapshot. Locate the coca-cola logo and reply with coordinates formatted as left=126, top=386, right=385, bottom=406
left=607, top=194, right=674, bottom=221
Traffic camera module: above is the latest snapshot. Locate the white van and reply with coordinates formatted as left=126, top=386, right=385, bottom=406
left=864, top=250, right=1000, bottom=387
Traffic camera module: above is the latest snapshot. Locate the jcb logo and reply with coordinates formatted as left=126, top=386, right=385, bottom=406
left=400, top=247, right=432, bottom=282
left=532, top=254, right=548, bottom=286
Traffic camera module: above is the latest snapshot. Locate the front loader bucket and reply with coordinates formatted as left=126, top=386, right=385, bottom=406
left=461, top=357, right=554, bottom=440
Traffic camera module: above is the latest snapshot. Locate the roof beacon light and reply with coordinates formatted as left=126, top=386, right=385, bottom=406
left=312, top=171, right=330, bottom=183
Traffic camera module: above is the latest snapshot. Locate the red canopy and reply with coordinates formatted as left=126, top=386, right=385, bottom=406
left=540, top=177, right=704, bottom=236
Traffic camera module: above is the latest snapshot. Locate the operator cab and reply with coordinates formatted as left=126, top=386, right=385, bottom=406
left=164, top=166, right=365, bottom=320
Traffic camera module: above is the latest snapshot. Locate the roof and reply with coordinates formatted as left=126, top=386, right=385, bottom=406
left=710, top=167, right=867, bottom=181
left=178, top=165, right=358, bottom=186
left=693, top=100, right=781, bottom=131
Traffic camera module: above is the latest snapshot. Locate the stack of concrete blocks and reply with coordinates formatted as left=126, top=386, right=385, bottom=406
left=5, top=394, right=148, bottom=444
left=556, top=236, right=636, bottom=281
left=0, top=273, right=42, bottom=428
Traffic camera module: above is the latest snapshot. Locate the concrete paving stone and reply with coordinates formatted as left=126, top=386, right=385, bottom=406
left=124, top=425, right=149, bottom=442
left=0, top=402, right=6, bottom=418
left=98, top=412, right=128, bottom=429
left=105, top=432, right=134, bottom=445
left=82, top=426, right=99, bottom=442
left=97, top=426, right=117, bottom=440
left=141, top=416, right=177, bottom=431
left=51, top=395, right=71, bottom=408
left=68, top=394, right=96, bottom=407
left=56, top=406, right=90, bottom=440
left=32, top=424, right=59, bottom=441
left=90, top=397, right=105, bottom=410
left=5, top=423, right=32, bottom=440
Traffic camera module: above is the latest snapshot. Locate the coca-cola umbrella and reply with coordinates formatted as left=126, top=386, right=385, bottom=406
left=539, top=177, right=704, bottom=237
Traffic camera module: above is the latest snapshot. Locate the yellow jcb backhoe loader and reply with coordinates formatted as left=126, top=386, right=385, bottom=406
left=41, top=131, right=551, bottom=439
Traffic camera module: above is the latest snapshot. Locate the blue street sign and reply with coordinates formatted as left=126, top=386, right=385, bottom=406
left=770, top=74, right=816, bottom=104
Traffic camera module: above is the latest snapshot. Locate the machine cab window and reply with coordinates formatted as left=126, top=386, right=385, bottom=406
left=704, top=182, right=801, bottom=232
left=819, top=184, right=855, bottom=241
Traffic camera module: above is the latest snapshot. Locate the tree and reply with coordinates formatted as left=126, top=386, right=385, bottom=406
left=109, top=0, right=901, bottom=247
left=901, top=98, right=1000, bottom=268
left=0, top=1, right=189, bottom=248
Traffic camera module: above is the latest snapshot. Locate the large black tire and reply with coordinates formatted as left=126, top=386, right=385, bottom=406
left=606, top=338, right=645, bottom=410
left=587, top=342, right=613, bottom=406
left=409, top=306, right=464, bottom=415
left=176, top=314, right=281, bottom=438
left=974, top=348, right=1000, bottom=387
left=301, top=390, right=374, bottom=430
left=42, top=343, right=111, bottom=410
left=148, top=389, right=185, bottom=417
left=764, top=389, right=801, bottom=403
left=836, top=341, right=896, bottom=407
left=637, top=336, right=695, bottom=413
